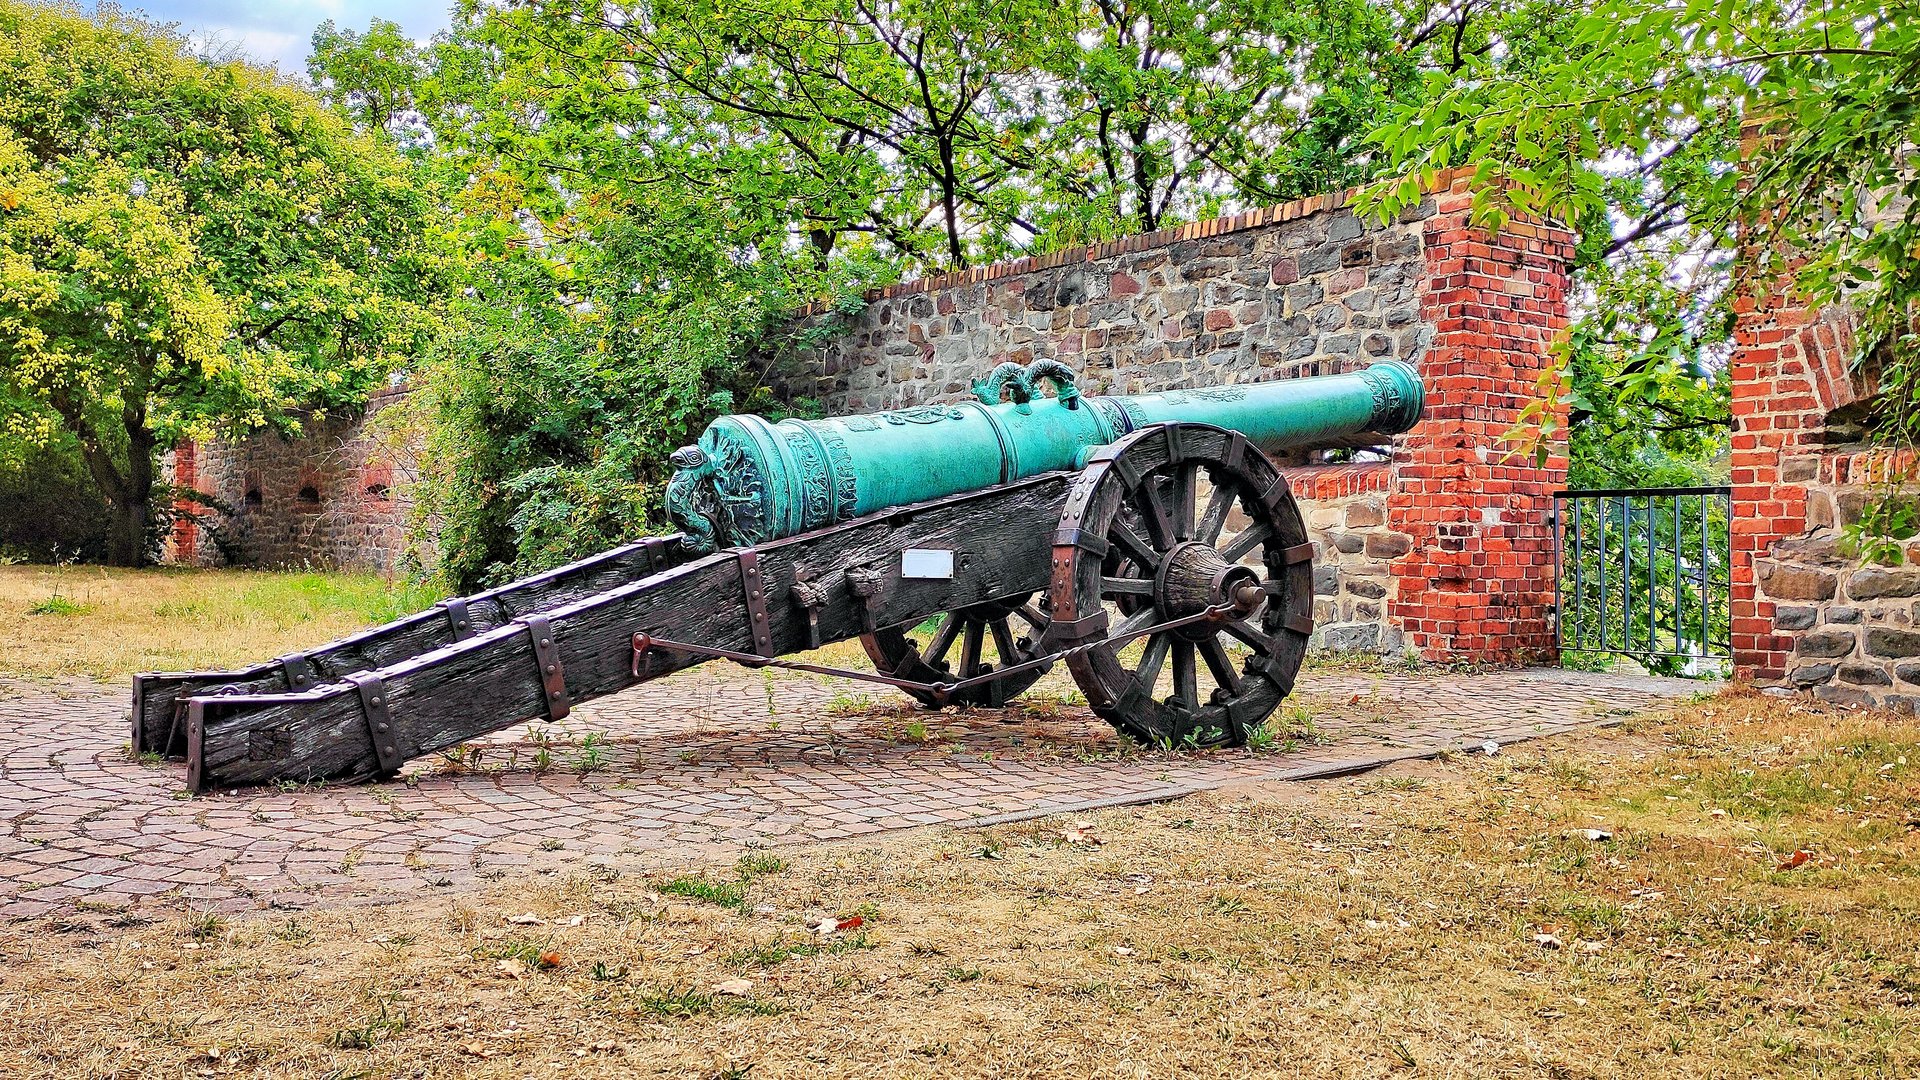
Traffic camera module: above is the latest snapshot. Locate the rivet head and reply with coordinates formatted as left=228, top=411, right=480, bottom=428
left=549, top=689, right=561, bottom=698
left=544, top=664, right=556, bottom=674
left=371, top=696, right=383, bottom=705
left=540, top=637, right=551, bottom=647
left=376, top=722, right=389, bottom=733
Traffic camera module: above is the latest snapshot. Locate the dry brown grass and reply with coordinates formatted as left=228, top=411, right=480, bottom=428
left=0, top=565, right=438, bottom=681
left=3, top=689, right=1917, bottom=1078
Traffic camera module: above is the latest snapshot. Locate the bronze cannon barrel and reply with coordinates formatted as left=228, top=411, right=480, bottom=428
left=666, top=360, right=1423, bottom=552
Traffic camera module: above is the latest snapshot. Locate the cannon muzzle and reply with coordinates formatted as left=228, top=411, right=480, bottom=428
left=667, top=360, right=1423, bottom=552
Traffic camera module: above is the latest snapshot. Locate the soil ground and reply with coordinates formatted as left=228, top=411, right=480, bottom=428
left=3, top=688, right=1914, bottom=1078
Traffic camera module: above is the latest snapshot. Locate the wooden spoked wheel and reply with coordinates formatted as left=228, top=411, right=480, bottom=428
left=1047, top=423, right=1314, bottom=747
left=861, top=595, right=1053, bottom=708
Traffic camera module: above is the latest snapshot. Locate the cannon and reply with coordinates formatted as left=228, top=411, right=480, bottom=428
left=133, top=360, right=1424, bottom=791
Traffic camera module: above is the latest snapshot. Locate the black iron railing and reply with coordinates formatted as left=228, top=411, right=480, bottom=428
left=1553, top=486, right=1732, bottom=666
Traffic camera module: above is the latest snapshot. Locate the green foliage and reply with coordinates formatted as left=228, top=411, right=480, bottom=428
left=403, top=218, right=803, bottom=587
left=308, top=0, right=1592, bottom=580
left=0, top=2, right=444, bottom=564
left=0, top=430, right=108, bottom=562
left=1362, top=0, right=1920, bottom=496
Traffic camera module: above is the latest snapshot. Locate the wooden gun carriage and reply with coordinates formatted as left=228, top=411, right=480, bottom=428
left=132, top=360, right=1424, bottom=791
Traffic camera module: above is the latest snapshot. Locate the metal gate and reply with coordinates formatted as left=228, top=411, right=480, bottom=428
left=1552, top=486, right=1732, bottom=668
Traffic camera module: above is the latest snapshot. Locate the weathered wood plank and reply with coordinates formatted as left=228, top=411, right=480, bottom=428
left=187, top=475, right=1072, bottom=790
left=133, top=536, right=683, bottom=757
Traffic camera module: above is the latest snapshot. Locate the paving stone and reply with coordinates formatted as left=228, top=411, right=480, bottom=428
left=0, top=666, right=1687, bottom=920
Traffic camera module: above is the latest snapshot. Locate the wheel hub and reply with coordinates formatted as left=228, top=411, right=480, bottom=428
left=1154, top=540, right=1264, bottom=633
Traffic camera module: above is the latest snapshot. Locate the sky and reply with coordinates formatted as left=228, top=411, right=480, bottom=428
left=111, top=1, right=452, bottom=76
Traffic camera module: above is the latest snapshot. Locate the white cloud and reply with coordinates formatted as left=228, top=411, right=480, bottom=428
left=118, top=1, right=452, bottom=72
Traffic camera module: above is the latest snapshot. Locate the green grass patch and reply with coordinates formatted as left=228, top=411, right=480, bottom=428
left=656, top=852, right=788, bottom=910
left=28, top=595, right=88, bottom=616
left=726, top=931, right=875, bottom=969
left=634, top=985, right=784, bottom=1019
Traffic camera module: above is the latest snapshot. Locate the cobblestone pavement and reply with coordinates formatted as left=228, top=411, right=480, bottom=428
left=0, top=663, right=1691, bottom=920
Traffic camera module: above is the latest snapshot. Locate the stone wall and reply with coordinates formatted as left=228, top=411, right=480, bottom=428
left=1288, top=462, right=1408, bottom=653
left=1727, top=263, right=1920, bottom=707
left=773, top=194, right=1433, bottom=413
left=165, top=387, right=418, bottom=573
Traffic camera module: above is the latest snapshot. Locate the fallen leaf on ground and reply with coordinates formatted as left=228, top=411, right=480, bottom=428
left=1063, top=823, right=1103, bottom=845
left=1113, top=946, right=1135, bottom=957
left=1533, top=933, right=1564, bottom=950
left=1777, top=849, right=1812, bottom=871
left=713, top=979, right=754, bottom=997
left=537, top=950, right=564, bottom=968
left=1577, top=940, right=1607, bottom=954
left=815, top=915, right=865, bottom=935
left=1481, top=741, right=1501, bottom=756
left=496, top=958, right=528, bottom=977
left=1571, top=828, right=1613, bottom=842
left=505, top=912, right=544, bottom=925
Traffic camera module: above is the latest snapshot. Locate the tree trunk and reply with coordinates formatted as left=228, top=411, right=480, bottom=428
left=104, top=491, right=149, bottom=566
left=74, top=406, right=156, bottom=567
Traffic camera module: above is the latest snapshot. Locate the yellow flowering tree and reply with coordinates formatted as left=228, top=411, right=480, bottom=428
left=0, top=3, right=442, bottom=564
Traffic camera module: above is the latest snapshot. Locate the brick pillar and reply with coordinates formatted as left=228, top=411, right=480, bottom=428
left=168, top=439, right=200, bottom=564
left=1726, top=286, right=1815, bottom=682
left=1387, top=177, right=1574, bottom=662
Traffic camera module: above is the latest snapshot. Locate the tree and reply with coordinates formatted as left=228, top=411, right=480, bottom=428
left=306, top=0, right=1596, bottom=583
left=1362, top=0, right=1915, bottom=483
left=0, top=2, right=442, bottom=564
left=308, top=17, right=434, bottom=144
left=421, top=0, right=1570, bottom=276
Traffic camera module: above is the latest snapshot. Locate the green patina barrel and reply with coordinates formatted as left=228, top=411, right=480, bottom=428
left=665, top=360, right=1423, bottom=552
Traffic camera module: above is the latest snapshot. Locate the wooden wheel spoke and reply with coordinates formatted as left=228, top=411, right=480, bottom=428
left=1108, top=520, right=1160, bottom=568
left=923, top=614, right=961, bottom=667
left=1113, top=605, right=1161, bottom=639
left=1170, top=463, right=1198, bottom=540
left=1100, top=575, right=1154, bottom=598
left=988, top=618, right=1021, bottom=667
left=1135, top=633, right=1170, bottom=689
left=1223, top=619, right=1274, bottom=654
left=864, top=596, right=1050, bottom=711
left=1196, top=479, right=1237, bottom=546
left=1199, top=636, right=1244, bottom=695
left=1171, top=640, right=1198, bottom=709
left=1131, top=479, right=1177, bottom=550
left=958, top=620, right=985, bottom=676
left=1220, top=520, right=1272, bottom=564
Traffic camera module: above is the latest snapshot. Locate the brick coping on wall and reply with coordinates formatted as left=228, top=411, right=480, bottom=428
left=794, top=169, right=1482, bottom=318
left=1286, top=461, right=1391, bottom=500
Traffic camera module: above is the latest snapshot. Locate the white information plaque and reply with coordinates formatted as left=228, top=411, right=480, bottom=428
left=900, top=548, right=956, bottom=579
